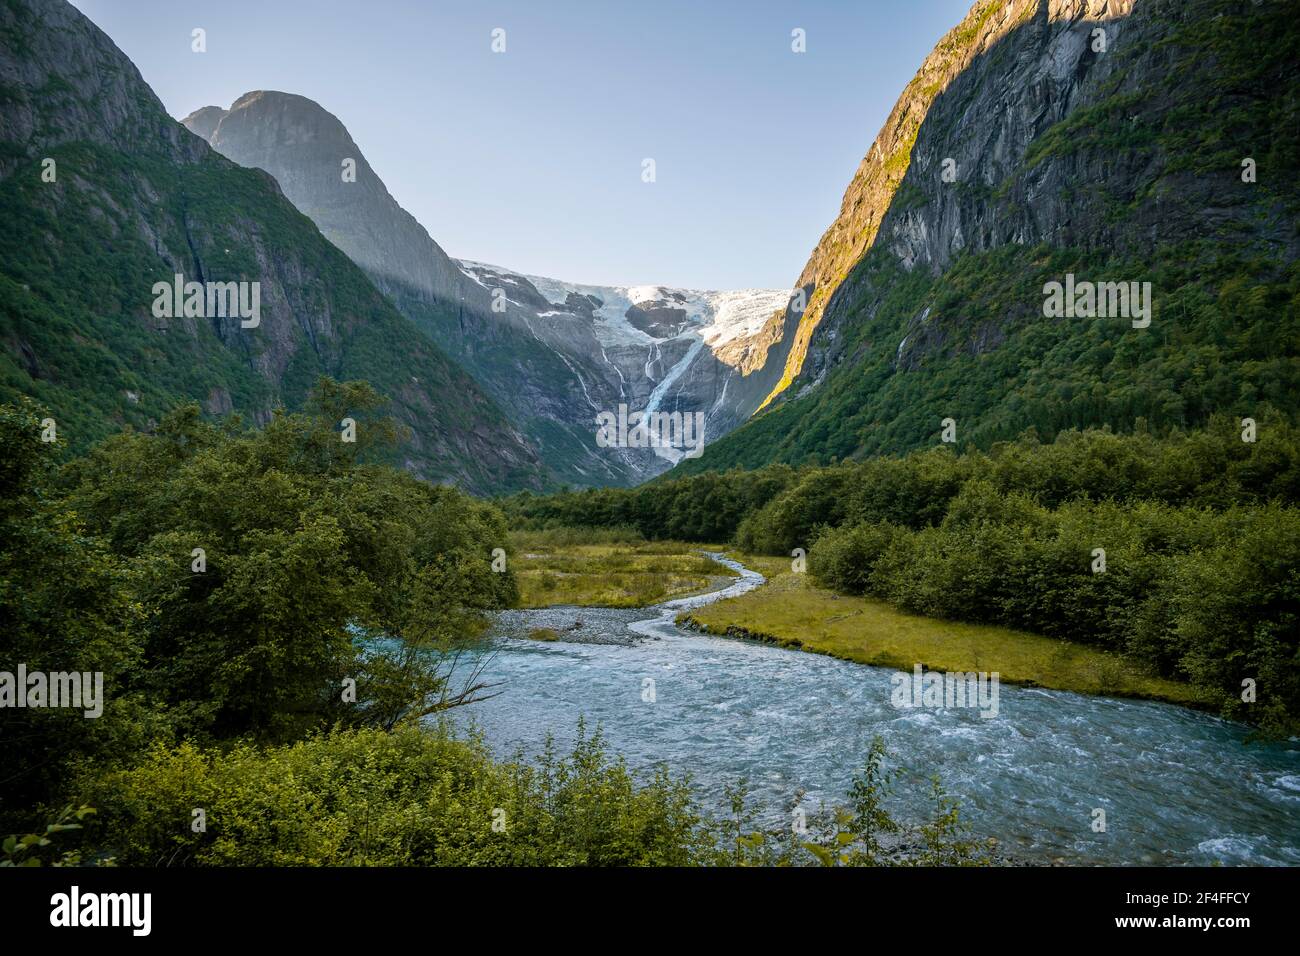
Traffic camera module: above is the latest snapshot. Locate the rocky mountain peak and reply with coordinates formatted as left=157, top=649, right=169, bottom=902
left=183, top=90, right=470, bottom=309
left=758, top=0, right=1141, bottom=410
left=0, top=0, right=205, bottom=179
left=185, top=92, right=793, bottom=486
left=178, top=104, right=228, bottom=143
left=1, top=0, right=547, bottom=492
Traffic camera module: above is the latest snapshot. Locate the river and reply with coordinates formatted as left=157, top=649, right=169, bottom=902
left=447, top=553, right=1300, bottom=865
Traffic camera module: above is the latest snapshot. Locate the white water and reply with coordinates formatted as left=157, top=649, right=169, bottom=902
left=449, top=555, right=1300, bottom=865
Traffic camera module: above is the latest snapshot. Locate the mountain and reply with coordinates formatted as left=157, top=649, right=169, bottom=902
left=674, top=0, right=1299, bottom=474
left=182, top=92, right=791, bottom=485
left=0, top=0, right=546, bottom=493
left=184, top=91, right=472, bottom=316
left=452, top=260, right=792, bottom=461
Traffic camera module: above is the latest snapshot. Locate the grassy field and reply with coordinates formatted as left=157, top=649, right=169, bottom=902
left=509, top=528, right=738, bottom=608
left=680, top=555, right=1210, bottom=707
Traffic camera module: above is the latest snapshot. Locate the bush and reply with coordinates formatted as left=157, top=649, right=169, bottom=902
left=77, top=726, right=985, bottom=868
left=81, top=722, right=708, bottom=867
left=0, top=382, right=521, bottom=830
left=808, top=496, right=1299, bottom=730
left=809, top=522, right=905, bottom=595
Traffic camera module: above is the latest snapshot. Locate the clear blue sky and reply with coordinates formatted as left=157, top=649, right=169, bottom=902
left=70, top=0, right=972, bottom=290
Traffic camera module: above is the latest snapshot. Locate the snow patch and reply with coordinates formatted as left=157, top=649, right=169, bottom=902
left=456, top=259, right=786, bottom=357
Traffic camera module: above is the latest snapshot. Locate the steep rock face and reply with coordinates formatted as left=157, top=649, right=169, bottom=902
left=759, top=0, right=1128, bottom=408
left=676, top=0, right=1299, bottom=473
left=456, top=261, right=790, bottom=476
left=0, top=0, right=547, bottom=494
left=799, top=0, right=1297, bottom=388
left=785, top=0, right=1139, bottom=394
left=0, top=0, right=203, bottom=174
left=187, top=92, right=473, bottom=312
left=185, top=92, right=790, bottom=485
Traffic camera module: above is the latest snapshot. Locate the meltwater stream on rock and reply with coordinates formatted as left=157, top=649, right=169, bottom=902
left=444, top=553, right=1300, bottom=865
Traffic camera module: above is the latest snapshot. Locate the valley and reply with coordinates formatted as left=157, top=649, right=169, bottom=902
left=1, top=0, right=1297, bottom=887
left=181, top=91, right=795, bottom=486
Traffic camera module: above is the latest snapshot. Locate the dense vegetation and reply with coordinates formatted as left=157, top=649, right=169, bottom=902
left=1, top=382, right=512, bottom=836
left=679, top=243, right=1300, bottom=474
left=504, top=420, right=1300, bottom=732
left=1, top=381, right=984, bottom=867
left=70, top=725, right=985, bottom=867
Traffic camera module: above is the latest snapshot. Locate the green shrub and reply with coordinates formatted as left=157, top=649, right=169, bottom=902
left=809, top=522, right=905, bottom=595
left=81, top=722, right=708, bottom=867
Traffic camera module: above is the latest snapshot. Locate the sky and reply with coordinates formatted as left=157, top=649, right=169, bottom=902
left=69, top=0, right=973, bottom=290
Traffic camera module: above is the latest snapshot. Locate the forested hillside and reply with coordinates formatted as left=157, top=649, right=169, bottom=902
left=0, top=0, right=547, bottom=492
